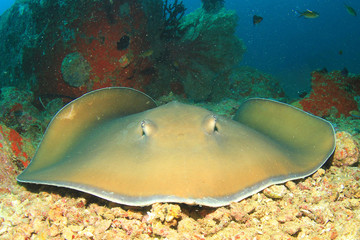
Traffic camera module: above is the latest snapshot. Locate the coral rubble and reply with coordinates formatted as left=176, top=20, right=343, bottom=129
left=1, top=151, right=360, bottom=239
left=333, top=131, right=360, bottom=167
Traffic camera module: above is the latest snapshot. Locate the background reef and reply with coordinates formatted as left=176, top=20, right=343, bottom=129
left=0, top=0, right=154, bottom=99
left=0, top=0, right=248, bottom=103
left=145, top=4, right=246, bottom=101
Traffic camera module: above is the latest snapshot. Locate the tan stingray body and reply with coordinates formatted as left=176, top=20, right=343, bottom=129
left=17, top=87, right=335, bottom=207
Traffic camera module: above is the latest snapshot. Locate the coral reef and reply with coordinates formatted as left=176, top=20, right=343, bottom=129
left=146, top=6, right=245, bottom=101
left=0, top=123, right=34, bottom=193
left=0, top=87, right=62, bottom=146
left=61, top=52, right=91, bottom=88
left=0, top=0, right=39, bottom=89
left=0, top=0, right=245, bottom=103
left=298, top=70, right=360, bottom=117
left=229, top=66, right=286, bottom=100
left=333, top=131, right=359, bottom=167
left=69, top=1, right=154, bottom=94
left=0, top=87, right=41, bottom=137
left=0, top=0, right=155, bottom=99
left=177, top=7, right=245, bottom=101
left=161, top=0, right=186, bottom=40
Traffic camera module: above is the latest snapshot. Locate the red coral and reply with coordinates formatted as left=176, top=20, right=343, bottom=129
left=34, top=1, right=154, bottom=99
left=299, top=71, right=358, bottom=117
left=8, top=128, right=23, bottom=157
left=9, top=103, right=23, bottom=114
left=0, top=125, right=31, bottom=168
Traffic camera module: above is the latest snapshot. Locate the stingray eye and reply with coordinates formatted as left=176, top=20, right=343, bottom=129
left=203, top=115, right=219, bottom=135
left=141, top=119, right=157, bottom=137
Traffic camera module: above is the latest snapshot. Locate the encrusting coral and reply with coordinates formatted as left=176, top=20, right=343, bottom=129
left=298, top=70, right=360, bottom=117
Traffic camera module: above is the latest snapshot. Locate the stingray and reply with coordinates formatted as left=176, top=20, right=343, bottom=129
left=17, top=87, right=335, bottom=207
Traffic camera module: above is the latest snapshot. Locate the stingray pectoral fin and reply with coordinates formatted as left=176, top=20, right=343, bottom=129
left=17, top=87, right=156, bottom=177
left=234, top=98, right=335, bottom=172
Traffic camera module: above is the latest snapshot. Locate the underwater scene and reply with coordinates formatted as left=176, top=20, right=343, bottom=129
left=0, top=0, right=360, bottom=239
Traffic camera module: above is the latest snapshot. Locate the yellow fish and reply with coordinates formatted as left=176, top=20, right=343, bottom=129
left=140, top=49, right=154, bottom=58
left=298, top=9, right=320, bottom=19
left=344, top=4, right=357, bottom=16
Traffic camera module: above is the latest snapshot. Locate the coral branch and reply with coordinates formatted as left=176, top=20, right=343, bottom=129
left=161, top=0, right=186, bottom=39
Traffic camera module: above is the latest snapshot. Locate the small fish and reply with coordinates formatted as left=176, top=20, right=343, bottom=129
left=341, top=67, right=349, bottom=77
left=297, top=90, right=308, bottom=98
left=173, top=61, right=179, bottom=69
left=140, top=49, right=154, bottom=58
left=350, top=110, right=360, bottom=118
left=117, top=35, right=130, bottom=51
left=253, top=15, right=263, bottom=25
left=298, top=9, right=319, bottom=19
left=317, top=67, right=328, bottom=74
left=344, top=4, right=357, bottom=16
left=339, top=50, right=343, bottom=55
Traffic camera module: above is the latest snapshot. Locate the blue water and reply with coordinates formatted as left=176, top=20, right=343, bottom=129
left=0, top=0, right=14, bottom=15
left=183, top=0, right=360, bottom=96
left=1, top=0, right=359, bottom=97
